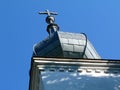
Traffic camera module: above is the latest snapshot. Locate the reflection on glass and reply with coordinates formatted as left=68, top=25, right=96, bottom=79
left=40, top=71, right=120, bottom=90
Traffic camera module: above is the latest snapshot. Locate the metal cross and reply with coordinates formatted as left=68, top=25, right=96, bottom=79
left=39, top=10, right=58, bottom=16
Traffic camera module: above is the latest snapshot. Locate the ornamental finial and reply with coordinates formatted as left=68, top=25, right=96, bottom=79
left=39, top=10, right=59, bottom=35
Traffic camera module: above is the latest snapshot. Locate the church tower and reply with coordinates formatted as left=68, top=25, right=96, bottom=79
left=29, top=10, right=120, bottom=90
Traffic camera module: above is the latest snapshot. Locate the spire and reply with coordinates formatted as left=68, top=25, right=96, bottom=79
left=39, top=10, right=59, bottom=35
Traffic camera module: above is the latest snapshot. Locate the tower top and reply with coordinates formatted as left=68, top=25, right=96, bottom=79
left=39, top=10, right=58, bottom=16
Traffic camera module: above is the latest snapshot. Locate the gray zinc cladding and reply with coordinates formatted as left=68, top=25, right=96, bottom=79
left=33, top=31, right=101, bottom=59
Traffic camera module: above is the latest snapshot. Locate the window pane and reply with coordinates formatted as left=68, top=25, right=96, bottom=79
left=40, top=71, right=120, bottom=90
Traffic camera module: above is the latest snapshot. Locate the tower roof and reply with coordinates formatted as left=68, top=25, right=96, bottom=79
left=33, top=31, right=101, bottom=59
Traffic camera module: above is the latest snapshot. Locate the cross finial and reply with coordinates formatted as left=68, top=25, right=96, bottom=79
left=38, top=10, right=59, bottom=35
left=39, top=10, right=58, bottom=16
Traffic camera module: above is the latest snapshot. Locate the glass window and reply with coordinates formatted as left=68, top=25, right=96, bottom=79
left=40, top=71, right=120, bottom=90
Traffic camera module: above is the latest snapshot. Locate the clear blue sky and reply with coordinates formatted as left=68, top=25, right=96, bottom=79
left=0, top=0, right=120, bottom=90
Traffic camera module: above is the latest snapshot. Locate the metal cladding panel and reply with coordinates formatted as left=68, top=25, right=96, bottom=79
left=63, top=51, right=83, bottom=58
left=73, top=45, right=85, bottom=52
left=58, top=31, right=101, bottom=59
left=59, top=32, right=85, bottom=40
left=33, top=31, right=101, bottom=59
left=33, top=32, right=63, bottom=57
left=62, top=44, right=74, bottom=51
left=84, top=40, right=101, bottom=59
left=57, top=32, right=86, bottom=58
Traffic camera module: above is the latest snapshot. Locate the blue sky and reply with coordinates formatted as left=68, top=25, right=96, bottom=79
left=0, top=0, right=120, bottom=90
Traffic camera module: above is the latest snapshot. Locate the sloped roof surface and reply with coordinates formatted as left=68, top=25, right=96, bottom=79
left=33, top=31, right=101, bottom=59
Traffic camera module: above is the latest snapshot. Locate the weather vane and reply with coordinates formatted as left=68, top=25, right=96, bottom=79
left=39, top=10, right=59, bottom=35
